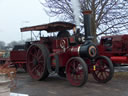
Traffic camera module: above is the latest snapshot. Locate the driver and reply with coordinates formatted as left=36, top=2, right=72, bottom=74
left=57, top=30, right=70, bottom=38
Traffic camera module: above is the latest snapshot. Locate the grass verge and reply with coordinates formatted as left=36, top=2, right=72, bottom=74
left=114, top=72, right=128, bottom=79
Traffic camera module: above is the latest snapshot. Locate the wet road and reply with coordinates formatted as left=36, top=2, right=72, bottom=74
left=12, top=71, right=128, bottom=96
left=115, top=66, right=128, bottom=72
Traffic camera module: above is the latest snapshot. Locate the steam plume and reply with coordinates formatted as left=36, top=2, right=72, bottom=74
left=71, top=0, right=81, bottom=27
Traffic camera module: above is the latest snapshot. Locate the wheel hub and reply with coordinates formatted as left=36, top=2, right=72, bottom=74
left=72, top=70, right=77, bottom=74
left=33, top=58, right=38, bottom=66
left=72, top=66, right=81, bottom=75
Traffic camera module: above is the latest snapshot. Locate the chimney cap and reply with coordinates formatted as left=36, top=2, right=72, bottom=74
left=83, top=10, right=92, bottom=14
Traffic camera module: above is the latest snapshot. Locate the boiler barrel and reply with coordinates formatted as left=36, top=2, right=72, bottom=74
left=68, top=42, right=97, bottom=59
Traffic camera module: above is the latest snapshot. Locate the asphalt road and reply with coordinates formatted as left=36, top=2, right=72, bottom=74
left=12, top=70, right=128, bottom=96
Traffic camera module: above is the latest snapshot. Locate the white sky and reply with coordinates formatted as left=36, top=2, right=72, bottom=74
left=0, top=0, right=55, bottom=44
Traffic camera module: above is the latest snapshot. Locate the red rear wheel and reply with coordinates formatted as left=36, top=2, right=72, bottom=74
left=27, top=44, right=49, bottom=80
left=92, top=56, right=114, bottom=83
left=66, top=57, right=88, bottom=87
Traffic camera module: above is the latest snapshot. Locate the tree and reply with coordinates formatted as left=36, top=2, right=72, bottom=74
left=0, top=41, right=5, bottom=50
left=6, top=40, right=25, bottom=49
left=42, top=0, right=128, bottom=43
left=8, top=41, right=18, bottom=48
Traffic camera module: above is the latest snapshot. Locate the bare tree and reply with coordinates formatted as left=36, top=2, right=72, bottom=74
left=7, top=40, right=24, bottom=47
left=8, top=41, right=18, bottom=48
left=0, top=41, right=5, bottom=50
left=42, top=0, right=128, bottom=43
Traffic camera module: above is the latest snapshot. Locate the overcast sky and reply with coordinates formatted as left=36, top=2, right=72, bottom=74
left=0, top=0, right=55, bottom=44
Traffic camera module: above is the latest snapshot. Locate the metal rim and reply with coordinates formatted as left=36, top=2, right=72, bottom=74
left=66, top=57, right=88, bottom=86
left=27, top=45, right=46, bottom=80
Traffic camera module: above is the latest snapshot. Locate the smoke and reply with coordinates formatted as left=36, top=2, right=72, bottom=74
left=71, top=0, right=81, bottom=27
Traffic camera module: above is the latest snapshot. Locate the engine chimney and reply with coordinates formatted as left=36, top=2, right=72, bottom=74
left=83, top=11, right=93, bottom=40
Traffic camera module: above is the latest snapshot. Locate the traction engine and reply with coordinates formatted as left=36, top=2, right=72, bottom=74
left=98, top=35, right=128, bottom=66
left=10, top=44, right=27, bottom=71
left=20, top=11, right=114, bottom=86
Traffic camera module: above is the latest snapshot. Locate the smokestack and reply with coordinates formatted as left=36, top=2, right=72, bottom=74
left=83, top=11, right=93, bottom=40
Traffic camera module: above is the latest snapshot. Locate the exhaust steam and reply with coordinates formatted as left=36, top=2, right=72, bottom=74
left=71, top=0, right=81, bottom=28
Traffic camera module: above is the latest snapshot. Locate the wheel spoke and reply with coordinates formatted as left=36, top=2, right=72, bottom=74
left=104, top=71, right=110, bottom=75
left=102, top=73, right=105, bottom=80
left=78, top=69, right=84, bottom=74
left=99, top=72, right=103, bottom=80
left=75, top=75, right=81, bottom=82
left=96, top=71, right=100, bottom=76
left=38, top=60, right=44, bottom=64
left=97, top=72, right=101, bottom=78
left=37, top=49, right=41, bottom=57
left=102, top=72, right=107, bottom=79
left=37, top=50, right=43, bottom=60
left=29, top=52, right=35, bottom=57
left=29, top=53, right=35, bottom=61
left=37, top=67, right=42, bottom=73
left=79, top=73, right=84, bottom=79
left=73, top=75, right=76, bottom=80
left=31, top=64, right=40, bottom=73
left=36, top=69, right=41, bottom=77
left=73, top=61, right=76, bottom=69
left=33, top=47, right=38, bottom=54
left=104, top=66, right=109, bottom=70
left=28, top=61, right=33, bottom=65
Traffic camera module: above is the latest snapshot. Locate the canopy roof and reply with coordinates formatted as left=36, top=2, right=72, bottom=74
left=21, top=22, right=76, bottom=33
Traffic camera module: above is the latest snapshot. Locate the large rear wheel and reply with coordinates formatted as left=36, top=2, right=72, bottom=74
left=92, top=56, right=114, bottom=83
left=66, top=57, right=88, bottom=87
left=27, top=44, right=49, bottom=80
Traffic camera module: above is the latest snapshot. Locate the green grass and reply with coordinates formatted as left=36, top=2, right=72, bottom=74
left=114, top=72, right=128, bottom=79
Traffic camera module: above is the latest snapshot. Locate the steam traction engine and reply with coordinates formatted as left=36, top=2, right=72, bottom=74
left=10, top=45, right=27, bottom=71
left=98, top=35, right=128, bottom=66
left=20, top=11, right=114, bottom=86
left=0, top=47, right=26, bottom=71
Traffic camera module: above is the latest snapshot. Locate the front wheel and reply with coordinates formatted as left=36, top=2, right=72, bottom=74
left=66, top=57, right=88, bottom=87
left=92, top=56, right=114, bottom=83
